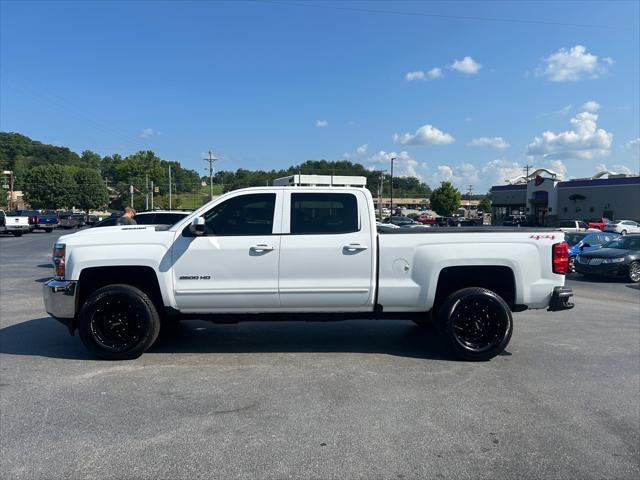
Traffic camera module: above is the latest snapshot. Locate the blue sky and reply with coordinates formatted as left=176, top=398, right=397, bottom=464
left=1, top=0, right=639, bottom=192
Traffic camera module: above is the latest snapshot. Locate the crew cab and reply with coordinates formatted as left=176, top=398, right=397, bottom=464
left=0, top=210, right=31, bottom=236
left=43, top=187, right=573, bottom=361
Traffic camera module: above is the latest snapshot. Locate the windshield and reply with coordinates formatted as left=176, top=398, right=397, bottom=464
left=565, top=233, right=587, bottom=246
left=604, top=237, right=640, bottom=250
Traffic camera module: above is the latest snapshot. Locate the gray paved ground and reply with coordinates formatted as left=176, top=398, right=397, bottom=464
left=1, top=230, right=639, bottom=479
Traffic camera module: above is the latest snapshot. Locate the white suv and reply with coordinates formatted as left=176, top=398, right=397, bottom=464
left=604, top=220, right=640, bottom=235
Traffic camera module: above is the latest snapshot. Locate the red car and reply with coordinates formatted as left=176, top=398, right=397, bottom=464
left=416, top=214, right=437, bottom=225
left=586, top=217, right=611, bottom=231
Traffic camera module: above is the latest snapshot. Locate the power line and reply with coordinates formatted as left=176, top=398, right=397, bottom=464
left=253, top=0, right=620, bottom=29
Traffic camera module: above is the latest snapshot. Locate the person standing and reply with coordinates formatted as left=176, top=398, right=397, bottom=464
left=118, top=207, right=137, bottom=225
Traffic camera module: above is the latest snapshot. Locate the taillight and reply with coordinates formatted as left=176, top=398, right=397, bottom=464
left=552, top=242, right=569, bottom=275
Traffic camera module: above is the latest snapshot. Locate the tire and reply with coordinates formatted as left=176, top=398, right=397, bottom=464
left=621, top=230, right=627, bottom=235
left=12, top=232, right=22, bottom=237
left=437, top=287, right=513, bottom=361
left=78, top=284, right=161, bottom=360
left=45, top=228, right=52, bottom=233
left=628, top=261, right=640, bottom=283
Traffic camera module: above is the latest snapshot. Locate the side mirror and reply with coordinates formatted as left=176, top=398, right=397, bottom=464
left=189, top=216, right=206, bottom=236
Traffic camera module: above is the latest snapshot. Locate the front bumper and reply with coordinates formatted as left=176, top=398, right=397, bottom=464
left=574, top=262, right=627, bottom=277
left=43, top=279, right=77, bottom=332
left=548, top=286, right=574, bottom=311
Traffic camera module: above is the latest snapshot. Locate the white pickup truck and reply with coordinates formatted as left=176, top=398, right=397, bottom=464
left=43, top=187, right=573, bottom=361
left=0, top=209, right=31, bottom=236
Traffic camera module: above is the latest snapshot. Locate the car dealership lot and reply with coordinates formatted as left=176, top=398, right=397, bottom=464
left=1, top=232, right=639, bottom=479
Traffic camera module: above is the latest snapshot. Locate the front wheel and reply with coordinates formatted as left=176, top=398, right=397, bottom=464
left=628, top=261, right=640, bottom=283
left=78, top=284, right=161, bottom=360
left=621, top=230, right=627, bottom=235
left=438, top=287, right=513, bottom=361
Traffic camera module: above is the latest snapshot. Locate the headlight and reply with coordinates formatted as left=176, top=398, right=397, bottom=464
left=53, top=243, right=65, bottom=278
left=602, top=257, right=624, bottom=264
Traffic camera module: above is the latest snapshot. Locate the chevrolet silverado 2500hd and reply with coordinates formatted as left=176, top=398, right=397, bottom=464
left=43, top=187, right=573, bottom=361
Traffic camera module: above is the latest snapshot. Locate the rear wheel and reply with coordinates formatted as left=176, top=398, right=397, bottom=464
left=628, top=261, right=640, bottom=283
left=78, top=284, right=161, bottom=360
left=45, top=228, right=52, bottom=233
left=621, top=230, right=627, bottom=235
left=438, top=287, right=513, bottom=361
left=12, top=231, right=22, bottom=237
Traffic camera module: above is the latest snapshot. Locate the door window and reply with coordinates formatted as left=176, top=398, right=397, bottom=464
left=202, top=193, right=275, bottom=236
left=290, top=193, right=358, bottom=234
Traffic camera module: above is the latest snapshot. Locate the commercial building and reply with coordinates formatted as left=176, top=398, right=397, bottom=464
left=491, top=169, right=640, bottom=226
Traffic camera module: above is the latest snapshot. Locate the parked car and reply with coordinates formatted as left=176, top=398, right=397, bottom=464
left=574, top=234, right=640, bottom=282
left=603, top=220, right=640, bottom=235
left=557, top=220, right=599, bottom=233
left=376, top=222, right=399, bottom=231
left=35, top=211, right=59, bottom=232
left=44, top=186, right=573, bottom=361
left=382, top=215, right=422, bottom=227
left=502, top=215, right=528, bottom=227
left=565, top=231, right=617, bottom=272
left=86, top=214, right=100, bottom=226
left=0, top=210, right=31, bottom=236
left=58, top=212, right=80, bottom=229
left=92, top=210, right=191, bottom=227
left=13, top=209, right=38, bottom=231
left=415, top=214, right=437, bottom=225
left=586, top=217, right=611, bottom=231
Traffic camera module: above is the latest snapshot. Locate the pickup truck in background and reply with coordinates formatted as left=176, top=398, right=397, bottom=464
left=43, top=187, right=574, bottom=361
left=13, top=209, right=38, bottom=232
left=36, top=211, right=60, bottom=232
left=586, top=217, right=611, bottom=231
left=0, top=210, right=31, bottom=236
left=58, top=212, right=86, bottom=229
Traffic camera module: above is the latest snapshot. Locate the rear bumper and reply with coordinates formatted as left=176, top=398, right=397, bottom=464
left=548, top=286, right=574, bottom=311
left=5, top=225, right=29, bottom=232
left=43, top=280, right=77, bottom=332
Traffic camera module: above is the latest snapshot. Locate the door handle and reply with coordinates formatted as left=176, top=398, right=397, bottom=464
left=250, top=244, right=274, bottom=252
left=343, top=243, right=368, bottom=252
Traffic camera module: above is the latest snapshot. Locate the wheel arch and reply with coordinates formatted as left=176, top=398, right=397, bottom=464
left=77, top=266, right=165, bottom=317
left=433, top=265, right=518, bottom=311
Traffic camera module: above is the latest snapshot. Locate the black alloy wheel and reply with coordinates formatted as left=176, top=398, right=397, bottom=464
left=78, top=284, right=160, bottom=360
left=629, top=261, right=640, bottom=283
left=438, top=287, right=513, bottom=361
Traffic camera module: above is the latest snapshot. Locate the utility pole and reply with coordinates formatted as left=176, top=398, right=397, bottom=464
left=390, top=157, right=395, bottom=216
left=203, top=150, right=218, bottom=201
left=523, top=164, right=533, bottom=178
left=467, top=184, right=473, bottom=217
left=378, top=171, right=385, bottom=218
left=168, top=165, right=172, bottom=210
left=130, top=184, right=134, bottom=209
left=145, top=175, right=149, bottom=211
left=150, top=180, right=154, bottom=210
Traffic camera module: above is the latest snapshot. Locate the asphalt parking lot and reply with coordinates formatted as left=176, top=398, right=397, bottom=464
left=1, top=230, right=639, bottom=479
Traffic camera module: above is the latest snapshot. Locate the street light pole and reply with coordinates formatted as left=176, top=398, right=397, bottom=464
left=203, top=150, right=218, bottom=201
left=390, top=157, right=395, bottom=215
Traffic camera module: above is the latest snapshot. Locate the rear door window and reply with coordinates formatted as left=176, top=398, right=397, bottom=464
left=290, top=193, right=358, bottom=234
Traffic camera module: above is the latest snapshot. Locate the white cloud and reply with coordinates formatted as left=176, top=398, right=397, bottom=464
left=356, top=144, right=368, bottom=155
left=626, top=138, right=640, bottom=149
left=595, top=163, right=635, bottom=175
left=393, top=124, right=455, bottom=146
left=405, top=71, right=425, bottom=81
left=139, top=128, right=157, bottom=139
left=405, top=67, right=443, bottom=81
left=314, top=120, right=328, bottom=128
left=367, top=150, right=424, bottom=178
left=526, top=110, right=613, bottom=160
left=535, top=45, right=612, bottom=82
left=431, top=162, right=480, bottom=189
left=449, top=56, right=482, bottom=75
left=468, top=137, right=510, bottom=150
left=582, top=100, right=600, bottom=112
left=537, top=104, right=572, bottom=118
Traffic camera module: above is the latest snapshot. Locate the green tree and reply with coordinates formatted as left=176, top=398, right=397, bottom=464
left=478, top=195, right=491, bottom=213
left=22, top=164, right=76, bottom=209
left=72, top=169, right=108, bottom=212
left=80, top=150, right=102, bottom=170
left=430, top=181, right=461, bottom=216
